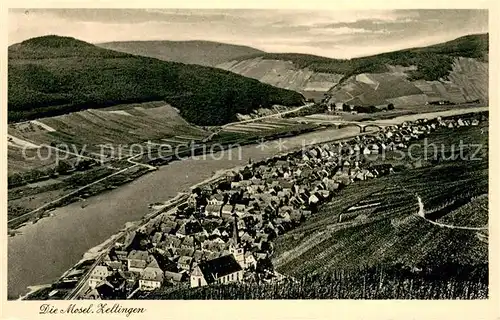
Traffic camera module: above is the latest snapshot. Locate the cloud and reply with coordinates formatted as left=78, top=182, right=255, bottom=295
left=8, top=9, right=488, bottom=59
left=309, top=27, right=389, bottom=36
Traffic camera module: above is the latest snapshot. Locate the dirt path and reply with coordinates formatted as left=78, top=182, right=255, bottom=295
left=414, top=195, right=488, bottom=231
left=127, top=153, right=157, bottom=170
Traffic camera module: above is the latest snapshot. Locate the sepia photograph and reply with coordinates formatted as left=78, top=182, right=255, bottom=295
left=4, top=6, right=492, bottom=307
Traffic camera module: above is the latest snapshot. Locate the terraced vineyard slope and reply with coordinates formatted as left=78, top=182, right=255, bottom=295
left=218, top=34, right=488, bottom=105
left=273, top=123, right=488, bottom=277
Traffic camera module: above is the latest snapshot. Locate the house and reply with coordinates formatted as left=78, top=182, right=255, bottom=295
left=247, top=184, right=264, bottom=194
left=207, top=194, right=225, bottom=206
left=138, top=224, right=155, bottom=236
left=290, top=210, right=305, bottom=224
left=234, top=204, right=247, bottom=217
left=87, top=273, right=127, bottom=300
left=281, top=187, right=293, bottom=196
left=190, top=254, right=244, bottom=288
left=176, top=220, right=205, bottom=238
left=164, top=235, right=182, bottom=250
left=211, top=228, right=222, bottom=237
left=87, top=280, right=117, bottom=300
left=240, top=232, right=254, bottom=244
left=187, top=193, right=197, bottom=208
left=127, top=250, right=149, bottom=273
left=144, top=257, right=163, bottom=274
left=308, top=194, right=320, bottom=205
left=244, top=252, right=257, bottom=270
left=255, top=252, right=268, bottom=260
left=181, top=235, right=196, bottom=248
left=164, top=271, right=187, bottom=284
left=139, top=268, right=163, bottom=291
left=204, top=204, right=221, bottom=217
left=192, top=250, right=206, bottom=263
left=177, top=256, right=193, bottom=272
left=231, top=181, right=242, bottom=189
left=324, top=179, right=340, bottom=191
left=151, top=232, right=163, bottom=246
left=88, top=265, right=111, bottom=288
left=250, top=177, right=263, bottom=185
left=221, top=204, right=234, bottom=219
left=114, top=250, right=128, bottom=261
left=303, top=210, right=312, bottom=219
left=160, top=221, right=178, bottom=234
left=105, top=260, right=123, bottom=271
left=371, top=144, right=380, bottom=154
left=237, top=219, right=247, bottom=231
left=177, top=247, right=195, bottom=258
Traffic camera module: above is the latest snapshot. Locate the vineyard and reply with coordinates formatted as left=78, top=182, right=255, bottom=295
left=140, top=264, right=487, bottom=299
left=271, top=123, right=488, bottom=283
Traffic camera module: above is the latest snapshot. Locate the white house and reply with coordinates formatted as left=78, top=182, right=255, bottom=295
left=308, top=194, right=320, bottom=205
left=88, top=266, right=110, bottom=289
left=139, top=269, right=163, bottom=291
left=127, top=250, right=149, bottom=273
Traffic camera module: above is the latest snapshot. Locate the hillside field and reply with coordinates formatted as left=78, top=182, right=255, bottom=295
left=8, top=101, right=207, bottom=159
left=272, top=124, right=488, bottom=277
left=219, top=34, right=488, bottom=106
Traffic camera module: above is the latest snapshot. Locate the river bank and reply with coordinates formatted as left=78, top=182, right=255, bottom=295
left=8, top=107, right=488, bottom=299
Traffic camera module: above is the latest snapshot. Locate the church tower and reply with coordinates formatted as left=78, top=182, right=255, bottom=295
left=229, top=214, right=245, bottom=268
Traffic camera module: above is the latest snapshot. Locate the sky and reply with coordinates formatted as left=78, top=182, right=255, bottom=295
left=8, top=9, right=488, bottom=58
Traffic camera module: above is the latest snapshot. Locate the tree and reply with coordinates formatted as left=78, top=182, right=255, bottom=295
left=24, top=169, right=44, bottom=182
left=75, top=158, right=94, bottom=171
left=342, top=103, right=351, bottom=112
left=388, top=103, right=395, bottom=110
left=56, top=160, right=72, bottom=175
left=256, top=257, right=274, bottom=273
left=8, top=173, right=26, bottom=187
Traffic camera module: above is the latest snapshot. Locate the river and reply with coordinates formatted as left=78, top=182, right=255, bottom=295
left=7, top=107, right=487, bottom=299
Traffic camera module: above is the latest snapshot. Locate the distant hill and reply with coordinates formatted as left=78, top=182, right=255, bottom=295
left=8, top=35, right=303, bottom=125
left=218, top=34, right=489, bottom=105
left=97, top=40, right=265, bottom=67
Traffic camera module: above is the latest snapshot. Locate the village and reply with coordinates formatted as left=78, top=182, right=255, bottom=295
left=80, top=113, right=484, bottom=300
